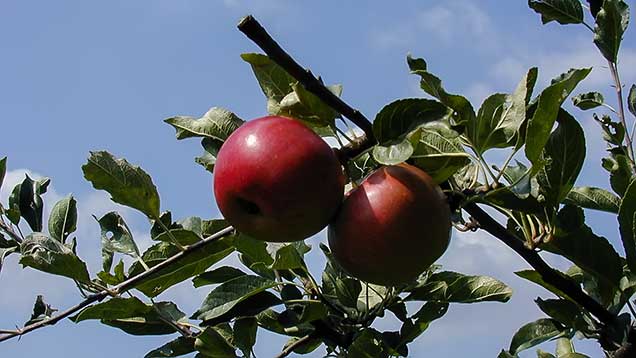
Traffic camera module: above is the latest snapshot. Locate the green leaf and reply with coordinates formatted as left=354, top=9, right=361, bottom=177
left=255, top=309, right=313, bottom=337
left=18, top=175, right=50, bottom=232
left=335, top=277, right=363, bottom=308
left=72, top=297, right=150, bottom=323
left=535, top=298, right=590, bottom=332
left=194, top=328, right=236, bottom=358
left=406, top=271, right=512, bottom=303
left=277, top=82, right=342, bottom=129
left=602, top=153, right=634, bottom=196
left=537, top=109, right=586, bottom=207
left=20, top=232, right=90, bottom=283
left=164, top=107, right=244, bottom=141
left=102, top=302, right=185, bottom=336
left=153, top=229, right=202, bottom=246
left=472, top=67, right=538, bottom=152
left=6, top=182, right=22, bottom=225
left=96, top=211, right=140, bottom=272
left=348, top=329, right=389, bottom=358
left=515, top=270, right=572, bottom=301
left=233, top=317, right=257, bottom=358
left=357, top=284, right=389, bottom=312
left=372, top=98, right=450, bottom=143
left=131, top=236, right=234, bottom=297
left=572, top=92, right=604, bottom=110
left=467, top=93, right=509, bottom=153
left=270, top=244, right=306, bottom=270
left=372, top=138, right=414, bottom=166
left=193, top=266, right=247, bottom=287
left=145, top=337, right=196, bottom=358
left=525, top=68, right=591, bottom=164
left=593, top=0, right=630, bottom=62
left=528, top=0, right=584, bottom=25
left=545, top=205, right=622, bottom=291
left=628, top=84, right=636, bottom=118
left=563, top=186, right=620, bottom=213
left=410, top=69, right=476, bottom=127
left=82, top=151, right=161, bottom=219
left=619, top=180, right=636, bottom=272
left=25, top=295, right=57, bottom=326
left=202, top=291, right=282, bottom=327
left=0, top=156, right=6, bottom=192
left=48, top=195, right=77, bottom=243
left=399, top=301, right=448, bottom=347
left=241, top=53, right=295, bottom=112
left=537, top=350, right=557, bottom=358
left=509, top=318, right=564, bottom=355
left=195, top=137, right=223, bottom=173
left=409, top=121, right=471, bottom=183
left=193, top=275, right=279, bottom=322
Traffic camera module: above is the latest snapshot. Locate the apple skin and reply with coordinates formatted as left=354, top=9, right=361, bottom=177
left=328, top=163, right=451, bottom=286
left=214, top=115, right=345, bottom=242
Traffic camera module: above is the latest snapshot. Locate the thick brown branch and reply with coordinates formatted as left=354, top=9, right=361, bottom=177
left=237, top=15, right=377, bottom=149
left=0, top=226, right=235, bottom=343
left=463, top=202, right=617, bottom=325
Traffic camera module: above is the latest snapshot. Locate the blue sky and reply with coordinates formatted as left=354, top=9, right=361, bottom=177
left=1, top=0, right=635, bottom=357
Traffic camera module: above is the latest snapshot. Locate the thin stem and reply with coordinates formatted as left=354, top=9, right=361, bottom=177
left=475, top=150, right=497, bottom=185
left=494, top=147, right=519, bottom=183
left=583, top=21, right=595, bottom=32
left=0, top=226, right=236, bottom=343
left=0, top=220, right=23, bottom=243
left=237, top=15, right=376, bottom=149
left=157, top=219, right=185, bottom=251
left=334, top=127, right=354, bottom=144
left=340, top=117, right=359, bottom=140
left=608, top=60, right=636, bottom=173
left=463, top=202, right=617, bottom=325
left=274, top=334, right=315, bottom=358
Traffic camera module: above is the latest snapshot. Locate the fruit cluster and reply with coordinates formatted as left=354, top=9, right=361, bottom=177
left=214, top=115, right=451, bottom=286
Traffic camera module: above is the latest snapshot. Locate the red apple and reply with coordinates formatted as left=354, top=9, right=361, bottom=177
left=214, top=115, right=345, bottom=242
left=328, top=163, right=451, bottom=286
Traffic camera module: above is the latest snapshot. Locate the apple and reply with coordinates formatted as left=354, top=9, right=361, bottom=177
left=328, top=163, right=451, bottom=286
left=214, top=115, right=345, bottom=242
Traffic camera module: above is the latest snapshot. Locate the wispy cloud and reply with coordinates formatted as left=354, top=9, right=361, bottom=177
left=371, top=0, right=498, bottom=51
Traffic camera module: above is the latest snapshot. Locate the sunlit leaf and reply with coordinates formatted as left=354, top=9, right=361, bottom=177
left=192, top=275, right=279, bottom=322
left=528, top=0, right=584, bottom=25
left=406, top=271, right=512, bottom=303
left=20, top=232, right=90, bottom=283
left=593, top=0, right=630, bottom=62
left=82, top=151, right=160, bottom=219
left=509, top=318, right=564, bottom=354
left=373, top=98, right=449, bottom=143
left=563, top=186, right=620, bottom=213
left=525, top=68, right=590, bottom=164
left=164, top=107, right=243, bottom=141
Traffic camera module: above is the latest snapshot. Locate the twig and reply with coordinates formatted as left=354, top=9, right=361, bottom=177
left=0, top=226, right=235, bottom=343
left=463, top=202, right=616, bottom=325
left=237, top=15, right=377, bottom=148
left=0, top=220, right=23, bottom=243
left=608, top=60, right=636, bottom=173
left=275, top=334, right=315, bottom=358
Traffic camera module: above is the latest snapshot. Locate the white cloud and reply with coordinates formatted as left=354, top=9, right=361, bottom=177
left=372, top=0, right=497, bottom=50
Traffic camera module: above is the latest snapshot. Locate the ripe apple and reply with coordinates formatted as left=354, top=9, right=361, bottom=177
left=214, top=115, right=345, bottom=242
left=328, top=163, right=451, bottom=286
